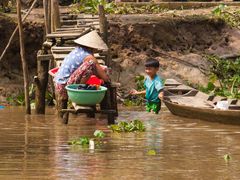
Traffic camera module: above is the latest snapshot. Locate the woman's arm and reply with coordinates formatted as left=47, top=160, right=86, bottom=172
left=84, top=55, right=110, bottom=82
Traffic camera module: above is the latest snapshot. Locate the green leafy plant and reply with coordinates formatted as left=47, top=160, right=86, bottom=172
left=68, top=130, right=106, bottom=147
left=147, top=149, right=157, bottom=156
left=109, top=119, right=146, bottom=132
left=94, top=130, right=106, bottom=139
left=212, top=4, right=240, bottom=29
left=68, top=136, right=90, bottom=146
left=72, top=0, right=115, bottom=14
left=123, top=75, right=145, bottom=107
left=223, top=154, right=231, bottom=162
left=135, top=75, right=145, bottom=91
left=71, top=1, right=166, bottom=15
left=202, top=56, right=240, bottom=99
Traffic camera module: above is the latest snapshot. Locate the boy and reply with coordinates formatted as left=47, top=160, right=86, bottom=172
left=130, top=58, right=164, bottom=114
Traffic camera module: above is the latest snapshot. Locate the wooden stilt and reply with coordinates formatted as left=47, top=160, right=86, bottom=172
left=16, top=0, right=31, bottom=114
left=35, top=51, right=51, bottom=114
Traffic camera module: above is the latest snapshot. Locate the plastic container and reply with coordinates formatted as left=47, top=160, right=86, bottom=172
left=48, top=67, right=59, bottom=77
left=65, top=84, right=107, bottom=105
left=215, top=100, right=229, bottom=110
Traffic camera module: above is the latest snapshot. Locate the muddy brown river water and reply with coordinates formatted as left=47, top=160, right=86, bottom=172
left=0, top=106, right=240, bottom=180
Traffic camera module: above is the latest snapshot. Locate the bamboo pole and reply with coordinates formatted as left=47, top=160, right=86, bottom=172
left=16, top=0, right=31, bottom=114
left=43, top=0, right=51, bottom=35
left=0, top=0, right=38, bottom=62
left=47, top=0, right=52, bottom=33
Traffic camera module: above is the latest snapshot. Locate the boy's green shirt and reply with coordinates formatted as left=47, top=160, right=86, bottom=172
left=144, top=75, right=164, bottom=103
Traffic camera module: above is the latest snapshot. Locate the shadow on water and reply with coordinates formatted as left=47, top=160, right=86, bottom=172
left=0, top=106, right=240, bottom=179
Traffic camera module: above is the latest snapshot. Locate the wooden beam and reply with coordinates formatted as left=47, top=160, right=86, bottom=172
left=37, top=54, right=53, bottom=61
left=17, top=0, right=31, bottom=114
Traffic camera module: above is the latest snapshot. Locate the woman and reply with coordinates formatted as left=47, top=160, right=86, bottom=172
left=54, top=30, right=110, bottom=113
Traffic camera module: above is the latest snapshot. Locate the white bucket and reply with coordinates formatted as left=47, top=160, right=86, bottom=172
left=215, top=101, right=229, bottom=110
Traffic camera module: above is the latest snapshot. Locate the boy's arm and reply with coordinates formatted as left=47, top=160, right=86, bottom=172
left=130, top=89, right=146, bottom=95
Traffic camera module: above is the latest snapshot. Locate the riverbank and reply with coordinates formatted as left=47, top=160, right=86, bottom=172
left=0, top=6, right=240, bottom=103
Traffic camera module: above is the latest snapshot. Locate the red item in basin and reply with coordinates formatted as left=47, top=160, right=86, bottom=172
left=86, top=75, right=103, bottom=85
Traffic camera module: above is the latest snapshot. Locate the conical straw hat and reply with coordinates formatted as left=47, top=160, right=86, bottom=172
left=74, top=30, right=108, bottom=51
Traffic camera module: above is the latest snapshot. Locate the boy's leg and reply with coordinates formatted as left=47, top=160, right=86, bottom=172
left=146, top=102, right=152, bottom=112
left=152, top=101, right=161, bottom=114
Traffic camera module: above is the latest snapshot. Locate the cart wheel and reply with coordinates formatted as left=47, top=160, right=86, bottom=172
left=62, top=112, right=69, bottom=124
left=107, top=113, right=115, bottom=125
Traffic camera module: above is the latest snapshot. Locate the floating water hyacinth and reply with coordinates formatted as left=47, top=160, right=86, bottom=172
left=147, top=150, right=157, bottom=156
left=68, top=130, right=106, bottom=148
left=109, top=119, right=146, bottom=132
left=223, top=154, right=231, bottom=162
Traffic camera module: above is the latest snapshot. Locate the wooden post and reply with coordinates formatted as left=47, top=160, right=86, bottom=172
left=16, top=0, right=31, bottom=114
left=51, top=0, right=60, bottom=32
left=98, top=5, right=110, bottom=67
left=98, top=5, right=108, bottom=44
left=35, top=51, right=51, bottom=114
left=43, top=0, right=51, bottom=35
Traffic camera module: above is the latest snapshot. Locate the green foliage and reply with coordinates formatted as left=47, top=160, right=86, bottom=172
left=147, top=149, right=157, bottom=156
left=212, top=4, right=240, bottom=29
left=123, top=96, right=145, bottom=107
left=72, top=0, right=115, bottom=14
left=6, top=83, right=54, bottom=106
left=135, top=75, right=145, bottom=91
left=123, top=75, right=145, bottom=107
left=223, top=154, right=231, bottom=162
left=94, top=130, right=106, bottom=139
left=112, top=3, right=166, bottom=15
left=109, top=119, right=146, bottom=132
left=6, top=93, right=25, bottom=106
left=68, top=129, right=106, bottom=147
left=202, top=56, right=240, bottom=99
left=72, top=1, right=166, bottom=15
left=68, top=136, right=90, bottom=146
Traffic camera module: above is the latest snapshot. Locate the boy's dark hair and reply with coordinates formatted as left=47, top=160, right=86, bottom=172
left=145, top=58, right=159, bottom=68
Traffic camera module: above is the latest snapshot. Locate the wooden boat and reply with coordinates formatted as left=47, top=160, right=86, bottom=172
left=163, top=79, right=240, bottom=125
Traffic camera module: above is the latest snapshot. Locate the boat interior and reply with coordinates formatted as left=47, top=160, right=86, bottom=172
left=164, top=79, right=240, bottom=110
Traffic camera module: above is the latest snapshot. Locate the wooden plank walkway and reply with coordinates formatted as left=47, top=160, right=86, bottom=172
left=45, top=12, right=107, bottom=67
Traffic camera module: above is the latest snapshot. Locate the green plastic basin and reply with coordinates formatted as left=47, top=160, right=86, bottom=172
left=65, top=84, right=107, bottom=105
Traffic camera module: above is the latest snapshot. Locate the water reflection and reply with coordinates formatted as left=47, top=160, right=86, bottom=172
left=0, top=106, right=240, bottom=179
